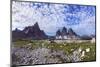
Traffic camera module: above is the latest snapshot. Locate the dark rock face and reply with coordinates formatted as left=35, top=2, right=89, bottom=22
left=56, top=27, right=77, bottom=37
left=56, top=30, right=61, bottom=36
left=56, top=27, right=68, bottom=36
left=68, top=28, right=77, bottom=36
left=62, top=27, right=67, bottom=36
left=56, top=27, right=79, bottom=39
left=12, top=22, right=48, bottom=41
left=23, top=22, right=47, bottom=39
left=12, top=28, right=26, bottom=41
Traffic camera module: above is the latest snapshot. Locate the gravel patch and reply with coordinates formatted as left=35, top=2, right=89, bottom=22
left=11, top=46, right=82, bottom=65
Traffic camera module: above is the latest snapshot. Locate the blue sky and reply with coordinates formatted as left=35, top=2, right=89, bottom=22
left=12, top=1, right=96, bottom=36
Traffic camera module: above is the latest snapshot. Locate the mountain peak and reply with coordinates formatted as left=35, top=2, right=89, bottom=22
left=33, top=22, right=40, bottom=31
left=12, top=22, right=48, bottom=40
left=68, top=28, right=77, bottom=36
left=56, top=30, right=61, bottom=36
left=56, top=27, right=79, bottom=39
left=62, top=27, right=67, bottom=35
left=34, top=22, right=39, bottom=27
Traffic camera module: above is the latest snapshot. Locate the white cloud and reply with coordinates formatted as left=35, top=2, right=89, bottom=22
left=12, top=1, right=96, bottom=36
left=72, top=16, right=95, bottom=35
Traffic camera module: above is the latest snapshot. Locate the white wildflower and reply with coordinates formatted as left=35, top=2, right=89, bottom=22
left=86, top=48, right=90, bottom=52
left=78, top=48, right=82, bottom=52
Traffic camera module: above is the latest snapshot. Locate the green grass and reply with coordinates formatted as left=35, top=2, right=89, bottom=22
left=12, top=40, right=96, bottom=62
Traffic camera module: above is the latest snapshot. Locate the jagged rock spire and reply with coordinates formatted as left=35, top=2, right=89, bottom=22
left=12, top=22, right=48, bottom=40
left=62, top=27, right=67, bottom=35
left=56, top=30, right=61, bottom=36
left=68, top=28, right=77, bottom=36
left=56, top=27, right=78, bottom=39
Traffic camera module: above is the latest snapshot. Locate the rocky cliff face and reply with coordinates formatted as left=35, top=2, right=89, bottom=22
left=56, top=27, right=79, bottom=39
left=62, top=27, right=67, bottom=36
left=23, top=22, right=47, bottom=39
left=12, top=28, right=26, bottom=41
left=56, top=30, right=61, bottom=36
left=12, top=22, right=48, bottom=41
left=67, top=28, right=78, bottom=36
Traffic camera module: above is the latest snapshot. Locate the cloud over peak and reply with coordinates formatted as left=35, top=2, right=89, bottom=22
left=12, top=1, right=96, bottom=36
